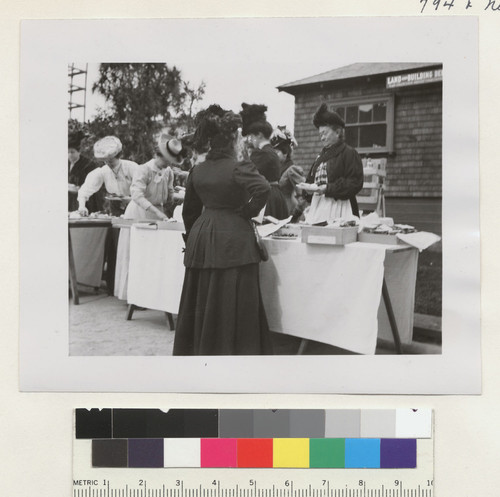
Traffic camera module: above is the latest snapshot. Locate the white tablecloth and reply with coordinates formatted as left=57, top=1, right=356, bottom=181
left=126, top=229, right=418, bottom=354
left=127, top=226, right=185, bottom=313
left=259, top=239, right=418, bottom=354
left=69, top=227, right=108, bottom=288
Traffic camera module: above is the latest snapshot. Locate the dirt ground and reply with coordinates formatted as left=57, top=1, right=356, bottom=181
left=69, top=292, right=175, bottom=356
left=69, top=288, right=441, bottom=356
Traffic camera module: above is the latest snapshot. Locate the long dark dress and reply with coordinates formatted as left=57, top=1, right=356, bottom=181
left=250, top=144, right=289, bottom=220
left=173, top=150, right=272, bottom=356
left=68, top=155, right=102, bottom=213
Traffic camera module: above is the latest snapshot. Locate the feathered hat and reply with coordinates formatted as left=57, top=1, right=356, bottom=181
left=270, top=125, right=298, bottom=148
left=239, top=103, right=273, bottom=138
left=312, top=103, right=345, bottom=129
left=194, top=104, right=242, bottom=151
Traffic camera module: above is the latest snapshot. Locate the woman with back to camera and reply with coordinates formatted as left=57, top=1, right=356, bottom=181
left=173, top=105, right=272, bottom=356
left=301, top=103, right=364, bottom=224
left=240, top=103, right=289, bottom=221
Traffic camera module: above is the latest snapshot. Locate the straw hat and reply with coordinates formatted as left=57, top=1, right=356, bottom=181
left=158, top=131, right=183, bottom=164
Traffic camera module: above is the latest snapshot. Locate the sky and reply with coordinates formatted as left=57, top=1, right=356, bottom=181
left=67, top=17, right=411, bottom=134
left=67, top=17, right=440, bottom=137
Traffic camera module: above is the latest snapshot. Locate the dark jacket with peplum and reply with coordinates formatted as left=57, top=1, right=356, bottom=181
left=182, top=150, right=270, bottom=269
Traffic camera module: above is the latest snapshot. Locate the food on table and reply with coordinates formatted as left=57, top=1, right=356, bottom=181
left=334, top=219, right=358, bottom=228
left=68, top=211, right=112, bottom=219
left=271, top=224, right=301, bottom=239
left=363, top=222, right=416, bottom=234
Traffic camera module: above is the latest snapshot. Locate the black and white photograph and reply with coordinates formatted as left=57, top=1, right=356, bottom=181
left=20, top=17, right=480, bottom=392
left=67, top=60, right=442, bottom=358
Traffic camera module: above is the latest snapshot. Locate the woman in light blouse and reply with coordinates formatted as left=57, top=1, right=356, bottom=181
left=77, top=136, right=138, bottom=216
left=114, top=131, right=183, bottom=300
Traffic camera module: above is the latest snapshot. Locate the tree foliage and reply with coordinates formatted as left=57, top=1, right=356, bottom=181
left=85, top=63, right=205, bottom=163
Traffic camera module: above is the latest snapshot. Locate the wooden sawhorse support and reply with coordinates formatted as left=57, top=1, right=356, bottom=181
left=126, top=304, right=176, bottom=331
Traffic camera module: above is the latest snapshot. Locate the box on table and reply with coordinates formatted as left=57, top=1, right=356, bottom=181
left=358, top=231, right=404, bottom=245
left=301, top=225, right=358, bottom=245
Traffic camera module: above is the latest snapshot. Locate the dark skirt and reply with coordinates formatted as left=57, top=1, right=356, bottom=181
left=265, top=184, right=289, bottom=220
left=173, top=263, right=273, bottom=356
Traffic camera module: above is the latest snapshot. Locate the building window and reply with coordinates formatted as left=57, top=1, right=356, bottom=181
left=332, top=95, right=394, bottom=154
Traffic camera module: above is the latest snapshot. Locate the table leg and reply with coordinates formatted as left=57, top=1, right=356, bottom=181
left=382, top=277, right=403, bottom=354
left=297, top=338, right=309, bottom=355
left=165, top=312, right=175, bottom=330
left=104, top=227, right=118, bottom=296
left=68, top=229, right=79, bottom=305
left=126, top=304, right=136, bottom=321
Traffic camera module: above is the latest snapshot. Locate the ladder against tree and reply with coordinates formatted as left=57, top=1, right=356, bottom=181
left=357, top=157, right=387, bottom=217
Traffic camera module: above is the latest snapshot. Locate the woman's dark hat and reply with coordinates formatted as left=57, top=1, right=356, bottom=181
left=240, top=103, right=273, bottom=137
left=68, top=130, right=85, bottom=150
left=312, top=103, right=345, bottom=129
left=270, top=126, right=298, bottom=148
left=193, top=105, right=242, bottom=151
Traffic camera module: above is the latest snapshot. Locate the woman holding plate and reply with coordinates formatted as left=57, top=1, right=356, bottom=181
left=300, top=103, right=364, bottom=224
left=77, top=136, right=138, bottom=217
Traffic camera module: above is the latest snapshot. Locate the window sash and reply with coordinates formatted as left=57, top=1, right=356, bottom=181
left=331, top=94, right=395, bottom=154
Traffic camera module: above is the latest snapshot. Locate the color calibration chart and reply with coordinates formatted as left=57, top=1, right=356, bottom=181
left=73, top=409, right=434, bottom=497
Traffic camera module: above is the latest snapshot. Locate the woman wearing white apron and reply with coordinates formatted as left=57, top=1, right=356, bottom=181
left=114, top=132, right=183, bottom=300
left=301, top=103, right=364, bottom=225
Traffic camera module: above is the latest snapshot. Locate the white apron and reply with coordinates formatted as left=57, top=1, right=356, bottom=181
left=304, top=193, right=352, bottom=225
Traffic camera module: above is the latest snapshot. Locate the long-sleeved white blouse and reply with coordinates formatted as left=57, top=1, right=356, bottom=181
left=77, top=159, right=138, bottom=203
left=129, top=159, right=175, bottom=211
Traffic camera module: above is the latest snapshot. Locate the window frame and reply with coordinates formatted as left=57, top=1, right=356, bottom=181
left=330, top=94, right=395, bottom=155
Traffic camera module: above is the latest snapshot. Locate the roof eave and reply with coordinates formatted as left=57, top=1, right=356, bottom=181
left=277, top=63, right=443, bottom=95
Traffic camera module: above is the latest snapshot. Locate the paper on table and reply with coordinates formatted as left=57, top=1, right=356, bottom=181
left=252, top=205, right=266, bottom=224
left=396, top=231, right=441, bottom=251
left=256, top=216, right=293, bottom=238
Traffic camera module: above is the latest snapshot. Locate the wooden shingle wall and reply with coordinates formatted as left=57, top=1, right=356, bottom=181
left=291, top=79, right=442, bottom=199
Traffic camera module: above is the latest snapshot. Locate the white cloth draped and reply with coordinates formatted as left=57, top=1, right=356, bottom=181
left=259, top=240, right=418, bottom=354
left=124, top=229, right=418, bottom=354
left=127, top=226, right=185, bottom=312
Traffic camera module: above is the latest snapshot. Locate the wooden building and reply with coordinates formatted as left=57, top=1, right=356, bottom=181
left=278, top=63, right=443, bottom=234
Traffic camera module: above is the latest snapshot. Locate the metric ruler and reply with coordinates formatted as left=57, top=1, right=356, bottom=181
left=72, top=475, right=434, bottom=497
